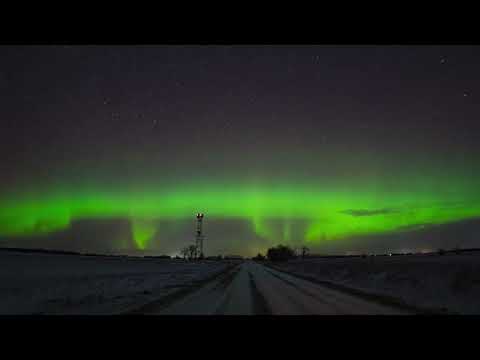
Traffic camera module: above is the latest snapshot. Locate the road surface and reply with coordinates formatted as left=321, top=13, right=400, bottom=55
left=139, top=261, right=413, bottom=315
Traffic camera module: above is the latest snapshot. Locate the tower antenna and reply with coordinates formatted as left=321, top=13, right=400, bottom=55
left=195, top=213, right=205, bottom=259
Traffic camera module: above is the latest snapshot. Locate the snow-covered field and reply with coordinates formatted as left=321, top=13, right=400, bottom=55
left=0, top=250, right=229, bottom=314
left=272, top=253, right=480, bottom=314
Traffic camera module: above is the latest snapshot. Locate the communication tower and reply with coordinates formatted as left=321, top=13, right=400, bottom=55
left=195, top=213, right=205, bottom=258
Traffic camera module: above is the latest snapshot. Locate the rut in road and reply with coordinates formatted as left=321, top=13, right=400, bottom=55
left=262, top=267, right=348, bottom=313
left=247, top=262, right=412, bottom=314
left=136, top=261, right=412, bottom=315
left=248, top=271, right=271, bottom=315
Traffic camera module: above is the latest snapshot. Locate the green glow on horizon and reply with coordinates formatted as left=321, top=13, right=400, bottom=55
left=1, top=176, right=480, bottom=250
left=131, top=219, right=157, bottom=249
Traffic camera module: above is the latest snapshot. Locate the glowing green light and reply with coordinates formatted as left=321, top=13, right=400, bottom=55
left=131, top=219, right=158, bottom=250
left=1, top=174, right=480, bottom=250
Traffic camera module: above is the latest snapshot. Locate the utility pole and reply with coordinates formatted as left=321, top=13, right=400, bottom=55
left=195, top=213, right=205, bottom=259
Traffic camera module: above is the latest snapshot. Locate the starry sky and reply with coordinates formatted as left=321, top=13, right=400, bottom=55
left=1, top=45, right=480, bottom=256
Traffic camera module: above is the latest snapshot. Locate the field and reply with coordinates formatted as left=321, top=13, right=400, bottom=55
left=271, top=252, right=480, bottom=314
left=0, top=250, right=229, bottom=314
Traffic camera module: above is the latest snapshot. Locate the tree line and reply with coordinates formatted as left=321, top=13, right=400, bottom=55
left=253, top=245, right=309, bottom=262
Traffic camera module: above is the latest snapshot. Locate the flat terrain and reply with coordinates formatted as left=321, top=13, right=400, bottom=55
left=0, top=250, right=229, bottom=314
left=3, top=250, right=479, bottom=315
left=141, top=261, right=411, bottom=315
left=272, top=253, right=480, bottom=314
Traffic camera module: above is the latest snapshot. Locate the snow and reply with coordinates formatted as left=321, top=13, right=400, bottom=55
left=0, top=251, right=229, bottom=314
left=273, top=253, right=480, bottom=314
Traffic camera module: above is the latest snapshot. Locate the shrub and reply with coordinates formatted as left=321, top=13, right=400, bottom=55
left=267, top=245, right=296, bottom=262
left=253, top=253, right=265, bottom=261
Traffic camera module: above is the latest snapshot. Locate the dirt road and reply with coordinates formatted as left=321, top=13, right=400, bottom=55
left=144, top=261, right=412, bottom=315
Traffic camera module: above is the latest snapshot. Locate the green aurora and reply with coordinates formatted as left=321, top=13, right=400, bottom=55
left=1, top=173, right=480, bottom=252
left=2, top=46, right=480, bottom=256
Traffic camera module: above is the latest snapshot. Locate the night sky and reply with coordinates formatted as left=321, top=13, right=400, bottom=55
left=1, top=45, right=480, bottom=256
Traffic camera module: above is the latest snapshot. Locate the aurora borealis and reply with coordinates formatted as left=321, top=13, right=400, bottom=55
left=1, top=45, right=480, bottom=256
left=2, top=170, right=480, bottom=255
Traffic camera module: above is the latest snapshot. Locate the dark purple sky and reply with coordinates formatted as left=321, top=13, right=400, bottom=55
left=1, top=45, right=480, bottom=255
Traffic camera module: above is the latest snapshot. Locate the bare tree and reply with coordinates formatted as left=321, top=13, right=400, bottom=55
left=188, top=244, right=198, bottom=260
left=180, top=246, right=189, bottom=260
left=301, top=246, right=309, bottom=259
